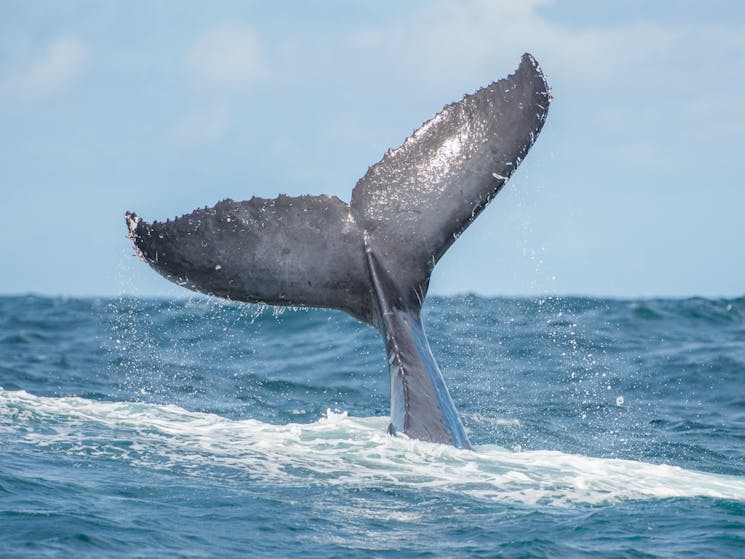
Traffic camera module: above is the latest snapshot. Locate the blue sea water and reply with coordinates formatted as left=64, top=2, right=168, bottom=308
left=1, top=294, right=744, bottom=558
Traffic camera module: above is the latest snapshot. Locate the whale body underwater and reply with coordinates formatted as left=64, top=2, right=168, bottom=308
left=126, top=53, right=551, bottom=449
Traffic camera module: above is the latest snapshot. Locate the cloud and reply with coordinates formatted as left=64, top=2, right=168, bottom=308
left=170, top=104, right=231, bottom=146
left=186, top=24, right=264, bottom=90
left=6, top=35, right=87, bottom=96
left=350, top=0, right=689, bottom=87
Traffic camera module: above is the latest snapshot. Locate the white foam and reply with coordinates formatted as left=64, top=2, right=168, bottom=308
left=2, top=388, right=744, bottom=507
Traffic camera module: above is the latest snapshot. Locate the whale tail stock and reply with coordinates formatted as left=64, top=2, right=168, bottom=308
left=126, top=53, right=551, bottom=448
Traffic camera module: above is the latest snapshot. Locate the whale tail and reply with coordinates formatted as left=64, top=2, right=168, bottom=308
left=126, top=53, right=551, bottom=447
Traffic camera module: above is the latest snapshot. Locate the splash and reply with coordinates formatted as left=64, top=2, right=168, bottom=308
left=2, top=388, right=744, bottom=507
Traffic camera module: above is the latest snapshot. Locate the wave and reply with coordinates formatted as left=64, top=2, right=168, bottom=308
left=2, top=388, right=744, bottom=507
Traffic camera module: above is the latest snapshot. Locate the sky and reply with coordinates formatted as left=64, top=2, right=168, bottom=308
left=1, top=0, right=743, bottom=299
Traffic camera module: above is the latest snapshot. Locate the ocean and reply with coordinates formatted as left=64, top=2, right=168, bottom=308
left=1, top=294, right=744, bottom=558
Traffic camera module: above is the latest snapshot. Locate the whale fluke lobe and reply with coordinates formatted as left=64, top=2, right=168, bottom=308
left=126, top=195, right=373, bottom=323
left=352, top=53, right=550, bottom=305
left=126, top=53, right=551, bottom=448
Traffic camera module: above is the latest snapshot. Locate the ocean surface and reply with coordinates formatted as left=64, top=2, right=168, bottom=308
left=1, top=294, right=744, bottom=558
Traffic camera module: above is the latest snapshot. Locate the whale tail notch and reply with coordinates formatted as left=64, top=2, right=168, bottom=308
left=126, top=53, right=551, bottom=448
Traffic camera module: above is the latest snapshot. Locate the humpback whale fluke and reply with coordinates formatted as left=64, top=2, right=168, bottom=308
left=126, top=53, right=551, bottom=449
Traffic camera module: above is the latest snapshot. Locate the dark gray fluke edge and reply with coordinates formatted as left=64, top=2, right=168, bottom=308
left=125, top=53, right=551, bottom=449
